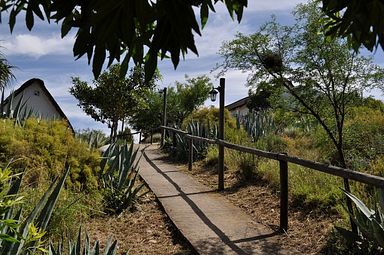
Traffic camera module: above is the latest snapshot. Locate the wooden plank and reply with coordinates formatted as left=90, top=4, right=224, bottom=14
left=277, top=154, right=384, bottom=188
left=217, top=140, right=279, bottom=160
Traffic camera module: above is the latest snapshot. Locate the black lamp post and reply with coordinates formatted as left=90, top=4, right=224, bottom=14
left=159, top=87, right=167, bottom=147
left=210, top=78, right=225, bottom=191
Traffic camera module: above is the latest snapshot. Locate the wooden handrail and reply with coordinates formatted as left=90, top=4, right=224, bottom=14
left=160, top=125, right=384, bottom=232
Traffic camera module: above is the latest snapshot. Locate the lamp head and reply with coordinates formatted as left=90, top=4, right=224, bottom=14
left=209, top=88, right=218, bottom=102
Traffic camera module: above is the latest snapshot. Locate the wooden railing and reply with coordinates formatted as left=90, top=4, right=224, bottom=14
left=161, top=125, right=384, bottom=231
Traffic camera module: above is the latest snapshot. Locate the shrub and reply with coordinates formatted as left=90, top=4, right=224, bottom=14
left=343, top=107, right=384, bottom=170
left=182, top=106, right=237, bottom=129
left=0, top=118, right=101, bottom=190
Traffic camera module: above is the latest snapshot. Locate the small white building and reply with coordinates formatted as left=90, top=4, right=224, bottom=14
left=225, top=96, right=250, bottom=119
left=2, top=78, right=74, bottom=132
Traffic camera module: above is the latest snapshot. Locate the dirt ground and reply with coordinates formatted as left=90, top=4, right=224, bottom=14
left=86, top=191, right=194, bottom=255
left=179, top=161, right=346, bottom=254
left=86, top=156, right=347, bottom=254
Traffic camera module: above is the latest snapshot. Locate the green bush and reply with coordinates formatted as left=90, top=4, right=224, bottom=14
left=343, top=107, right=384, bottom=170
left=182, top=106, right=237, bottom=129
left=0, top=118, right=101, bottom=190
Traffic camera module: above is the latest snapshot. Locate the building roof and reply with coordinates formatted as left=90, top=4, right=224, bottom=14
left=225, top=96, right=249, bottom=111
left=4, top=78, right=74, bottom=133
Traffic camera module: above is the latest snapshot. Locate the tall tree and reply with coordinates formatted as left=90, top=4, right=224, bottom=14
left=218, top=1, right=384, bottom=231
left=219, top=2, right=384, bottom=169
left=129, top=75, right=212, bottom=133
left=70, top=64, right=155, bottom=140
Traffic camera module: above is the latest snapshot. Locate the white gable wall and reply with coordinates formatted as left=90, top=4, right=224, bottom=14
left=7, top=81, right=61, bottom=119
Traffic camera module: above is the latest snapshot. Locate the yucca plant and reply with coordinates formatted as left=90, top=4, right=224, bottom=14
left=336, top=189, right=384, bottom=253
left=100, top=142, right=146, bottom=215
left=0, top=165, right=70, bottom=254
left=48, top=228, right=125, bottom=255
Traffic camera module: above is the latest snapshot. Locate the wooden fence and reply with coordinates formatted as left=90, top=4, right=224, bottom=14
left=161, top=125, right=384, bottom=231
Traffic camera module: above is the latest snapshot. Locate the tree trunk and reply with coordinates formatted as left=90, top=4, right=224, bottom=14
left=337, top=144, right=358, bottom=234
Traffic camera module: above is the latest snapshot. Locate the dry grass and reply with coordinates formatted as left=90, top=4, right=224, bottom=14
left=181, top=161, right=345, bottom=254
left=85, top=191, right=193, bottom=255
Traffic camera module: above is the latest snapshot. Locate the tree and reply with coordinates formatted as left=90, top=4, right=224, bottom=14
left=70, top=64, right=155, bottom=140
left=0, top=49, right=15, bottom=116
left=219, top=2, right=384, bottom=168
left=218, top=1, right=384, bottom=231
left=129, top=75, right=212, bottom=133
left=0, top=0, right=247, bottom=81
left=167, top=75, right=213, bottom=126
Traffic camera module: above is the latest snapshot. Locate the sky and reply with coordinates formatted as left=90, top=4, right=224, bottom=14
left=1, top=0, right=384, bottom=135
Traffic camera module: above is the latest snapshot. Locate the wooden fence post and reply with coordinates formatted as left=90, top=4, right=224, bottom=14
left=188, top=137, right=193, bottom=171
left=279, top=158, right=288, bottom=232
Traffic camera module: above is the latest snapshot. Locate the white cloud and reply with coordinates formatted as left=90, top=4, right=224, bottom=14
left=2, top=34, right=73, bottom=58
left=246, top=0, right=307, bottom=12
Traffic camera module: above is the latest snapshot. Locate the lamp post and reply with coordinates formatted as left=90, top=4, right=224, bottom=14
left=209, top=78, right=225, bottom=191
left=160, top=87, right=167, bottom=147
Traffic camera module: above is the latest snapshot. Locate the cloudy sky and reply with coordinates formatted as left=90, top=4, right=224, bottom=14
left=1, top=0, right=383, bottom=134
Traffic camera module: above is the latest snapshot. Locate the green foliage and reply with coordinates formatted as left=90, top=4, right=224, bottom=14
left=0, top=166, right=70, bottom=255
left=0, top=50, right=14, bottom=90
left=129, top=75, right=211, bottom=132
left=218, top=1, right=384, bottom=168
left=182, top=106, right=237, bottom=130
left=336, top=190, right=384, bottom=253
left=0, top=118, right=100, bottom=191
left=100, top=142, right=146, bottom=215
left=0, top=0, right=246, bottom=81
left=75, top=129, right=109, bottom=150
left=242, top=110, right=276, bottom=142
left=70, top=64, right=156, bottom=140
left=1, top=91, right=36, bottom=125
left=343, top=107, right=384, bottom=169
left=165, top=75, right=212, bottom=127
left=322, top=0, right=384, bottom=53
left=168, top=121, right=217, bottom=162
left=128, top=88, right=162, bottom=134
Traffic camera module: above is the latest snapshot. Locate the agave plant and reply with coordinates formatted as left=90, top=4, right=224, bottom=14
left=100, top=142, right=146, bottom=215
left=75, top=129, right=109, bottom=150
left=1, top=91, right=36, bottom=126
left=242, top=110, right=276, bottom=141
left=337, top=189, right=384, bottom=253
left=48, top=228, right=124, bottom=255
left=169, top=121, right=217, bottom=161
left=0, top=165, right=70, bottom=254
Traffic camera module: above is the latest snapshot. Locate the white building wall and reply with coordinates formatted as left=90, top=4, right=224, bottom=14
left=7, top=81, right=60, bottom=119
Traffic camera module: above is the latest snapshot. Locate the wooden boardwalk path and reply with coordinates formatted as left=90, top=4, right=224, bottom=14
left=137, top=145, right=298, bottom=255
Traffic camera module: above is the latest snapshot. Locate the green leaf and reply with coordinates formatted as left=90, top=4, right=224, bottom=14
left=26, top=6, right=34, bottom=30
left=92, top=45, right=106, bottom=79
left=200, top=3, right=209, bottom=29
left=344, top=190, right=375, bottom=218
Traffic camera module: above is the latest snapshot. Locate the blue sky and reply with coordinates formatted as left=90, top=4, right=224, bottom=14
left=1, top=0, right=383, bottom=135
